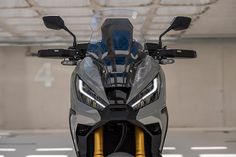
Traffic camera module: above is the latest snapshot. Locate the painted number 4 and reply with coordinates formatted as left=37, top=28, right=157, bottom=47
left=35, top=63, right=55, bottom=87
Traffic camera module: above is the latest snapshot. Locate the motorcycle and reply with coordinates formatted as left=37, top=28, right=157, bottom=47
left=37, top=10, right=197, bottom=157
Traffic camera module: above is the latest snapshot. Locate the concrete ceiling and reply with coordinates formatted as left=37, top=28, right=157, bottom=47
left=0, top=0, right=234, bottom=45
left=184, top=0, right=236, bottom=38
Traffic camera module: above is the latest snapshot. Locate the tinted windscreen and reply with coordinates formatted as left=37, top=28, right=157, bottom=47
left=87, top=18, right=143, bottom=87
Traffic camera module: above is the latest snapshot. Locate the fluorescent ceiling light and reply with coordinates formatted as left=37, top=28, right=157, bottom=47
left=16, top=25, right=45, bottom=31
left=22, top=32, right=54, bottom=37
left=35, top=0, right=90, bottom=7
left=146, top=30, right=164, bottom=35
left=47, top=8, right=93, bottom=17
left=163, top=147, right=177, bottom=150
left=144, top=35, right=177, bottom=41
left=68, top=24, right=91, bottom=31
left=157, top=6, right=207, bottom=16
left=160, top=0, right=216, bottom=5
left=103, top=7, right=149, bottom=16
left=36, top=148, right=73, bottom=151
left=96, top=0, right=152, bottom=7
left=63, top=17, right=91, bottom=25
left=149, top=23, right=170, bottom=30
left=5, top=18, right=42, bottom=25
left=0, top=132, right=11, bottom=136
left=163, top=154, right=183, bottom=157
left=26, top=155, right=68, bottom=157
left=200, top=154, right=236, bottom=157
left=0, top=0, right=29, bottom=7
left=146, top=29, right=182, bottom=37
left=0, top=9, right=37, bottom=18
left=0, top=155, right=4, bottom=157
left=0, top=148, right=16, bottom=151
left=152, top=16, right=174, bottom=23
left=191, top=146, right=227, bottom=150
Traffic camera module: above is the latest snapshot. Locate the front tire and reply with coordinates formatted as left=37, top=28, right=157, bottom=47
left=107, top=152, right=134, bottom=157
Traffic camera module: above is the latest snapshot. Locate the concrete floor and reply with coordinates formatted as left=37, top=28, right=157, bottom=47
left=0, top=130, right=235, bottom=157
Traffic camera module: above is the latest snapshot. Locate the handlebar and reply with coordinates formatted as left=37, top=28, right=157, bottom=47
left=38, top=48, right=196, bottom=63
left=38, top=49, right=79, bottom=58
left=159, top=49, right=197, bottom=58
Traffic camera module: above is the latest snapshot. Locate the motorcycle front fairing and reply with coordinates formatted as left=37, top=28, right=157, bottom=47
left=69, top=17, right=168, bottom=157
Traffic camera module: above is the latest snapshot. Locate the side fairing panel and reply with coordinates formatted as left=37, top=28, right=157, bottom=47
left=127, top=56, right=161, bottom=103
left=136, top=68, right=167, bottom=149
left=70, top=66, right=101, bottom=126
left=70, top=58, right=104, bottom=155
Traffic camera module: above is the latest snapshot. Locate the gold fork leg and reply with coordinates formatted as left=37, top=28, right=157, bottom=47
left=94, top=127, right=104, bottom=157
left=135, top=126, right=146, bottom=157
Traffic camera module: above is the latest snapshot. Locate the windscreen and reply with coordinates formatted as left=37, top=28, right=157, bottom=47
left=87, top=10, right=144, bottom=88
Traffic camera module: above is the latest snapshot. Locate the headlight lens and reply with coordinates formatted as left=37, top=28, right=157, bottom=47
left=129, top=75, right=161, bottom=110
left=75, top=76, right=107, bottom=111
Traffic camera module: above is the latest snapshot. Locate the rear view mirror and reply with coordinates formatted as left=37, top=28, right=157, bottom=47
left=42, top=16, right=77, bottom=48
left=170, top=16, right=191, bottom=31
left=43, top=16, right=65, bottom=30
left=158, top=16, right=192, bottom=48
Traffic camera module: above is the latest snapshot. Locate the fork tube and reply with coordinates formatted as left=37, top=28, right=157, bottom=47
left=135, top=126, right=146, bottom=157
left=94, top=127, right=104, bottom=157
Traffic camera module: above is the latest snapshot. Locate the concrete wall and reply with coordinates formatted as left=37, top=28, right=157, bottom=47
left=0, top=38, right=236, bottom=130
left=0, top=46, right=73, bottom=129
left=164, top=38, right=236, bottom=127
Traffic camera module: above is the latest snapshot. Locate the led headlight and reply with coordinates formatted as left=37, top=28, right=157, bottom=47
left=129, top=75, right=161, bottom=110
left=75, top=76, right=107, bottom=110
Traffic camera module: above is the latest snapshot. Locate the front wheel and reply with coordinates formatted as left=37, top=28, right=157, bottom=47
left=107, top=152, right=134, bottom=157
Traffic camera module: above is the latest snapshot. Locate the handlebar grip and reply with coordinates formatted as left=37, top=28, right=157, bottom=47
left=160, top=49, right=197, bottom=58
left=38, top=49, right=75, bottom=58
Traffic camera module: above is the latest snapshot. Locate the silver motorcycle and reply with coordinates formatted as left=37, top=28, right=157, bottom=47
left=37, top=11, right=197, bottom=157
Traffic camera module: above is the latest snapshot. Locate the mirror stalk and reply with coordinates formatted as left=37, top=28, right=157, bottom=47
left=158, top=27, right=171, bottom=49
left=63, top=26, right=77, bottom=48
